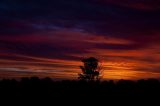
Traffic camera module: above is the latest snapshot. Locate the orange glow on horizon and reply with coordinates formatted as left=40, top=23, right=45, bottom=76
left=0, top=30, right=160, bottom=80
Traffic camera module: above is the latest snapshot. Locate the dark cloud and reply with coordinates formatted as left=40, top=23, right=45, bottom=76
left=95, top=0, right=160, bottom=10
left=0, top=0, right=159, bottom=43
left=0, top=0, right=160, bottom=53
left=95, top=43, right=143, bottom=50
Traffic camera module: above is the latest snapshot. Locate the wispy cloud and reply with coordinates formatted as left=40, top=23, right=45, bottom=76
left=0, top=0, right=160, bottom=80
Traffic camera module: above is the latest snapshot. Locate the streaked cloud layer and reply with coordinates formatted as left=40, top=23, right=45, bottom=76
left=0, top=0, right=160, bottom=80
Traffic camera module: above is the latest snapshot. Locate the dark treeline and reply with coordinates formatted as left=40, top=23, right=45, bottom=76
left=0, top=77, right=160, bottom=104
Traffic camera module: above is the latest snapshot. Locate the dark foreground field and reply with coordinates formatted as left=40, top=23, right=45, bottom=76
left=0, top=77, right=160, bottom=104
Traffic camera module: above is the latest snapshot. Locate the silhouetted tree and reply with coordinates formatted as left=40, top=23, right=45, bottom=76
left=78, top=57, right=102, bottom=80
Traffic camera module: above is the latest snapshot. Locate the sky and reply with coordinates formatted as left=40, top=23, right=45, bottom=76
left=0, top=0, right=160, bottom=80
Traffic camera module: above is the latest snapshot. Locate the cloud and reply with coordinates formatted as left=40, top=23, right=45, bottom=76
left=0, top=0, right=160, bottom=79
left=96, top=0, right=160, bottom=10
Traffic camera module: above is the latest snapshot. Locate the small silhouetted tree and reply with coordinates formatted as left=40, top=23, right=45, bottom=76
left=78, top=57, right=102, bottom=80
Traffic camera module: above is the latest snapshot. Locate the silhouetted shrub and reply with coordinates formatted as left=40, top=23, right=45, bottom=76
left=0, top=77, right=160, bottom=103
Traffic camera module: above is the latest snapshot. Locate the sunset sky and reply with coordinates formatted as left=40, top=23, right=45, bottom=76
left=0, top=0, right=160, bottom=80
